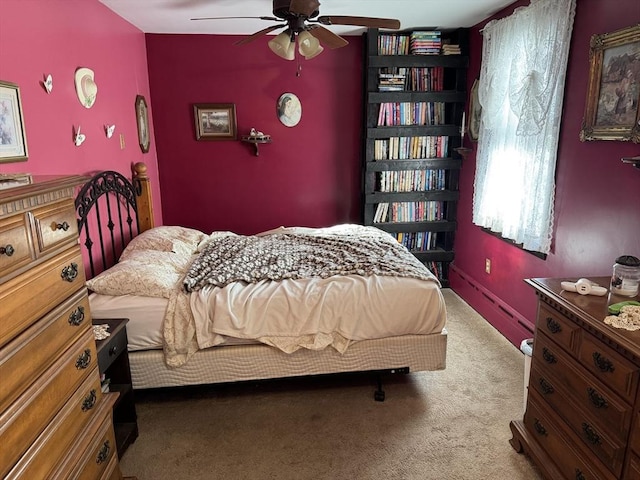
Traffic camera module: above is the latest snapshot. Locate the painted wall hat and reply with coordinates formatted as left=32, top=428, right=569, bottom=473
left=75, top=67, right=98, bottom=108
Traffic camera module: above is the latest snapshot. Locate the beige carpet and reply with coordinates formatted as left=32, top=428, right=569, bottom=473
left=119, top=289, right=542, bottom=480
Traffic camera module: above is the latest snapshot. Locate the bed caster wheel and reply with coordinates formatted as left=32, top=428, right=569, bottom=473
left=374, top=389, right=385, bottom=402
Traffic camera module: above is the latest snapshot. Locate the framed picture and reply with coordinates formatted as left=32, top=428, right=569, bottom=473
left=276, top=93, right=302, bottom=127
left=135, top=95, right=150, bottom=153
left=580, top=24, right=640, bottom=143
left=0, top=81, right=28, bottom=163
left=194, top=103, right=237, bottom=141
left=468, top=79, right=481, bottom=142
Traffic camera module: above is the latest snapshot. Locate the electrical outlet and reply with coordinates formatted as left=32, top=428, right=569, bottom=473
left=485, top=258, right=491, bottom=274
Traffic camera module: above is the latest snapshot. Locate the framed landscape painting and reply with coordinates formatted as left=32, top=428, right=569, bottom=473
left=194, top=103, right=237, bottom=141
left=580, top=24, right=640, bottom=143
left=0, top=81, right=28, bottom=163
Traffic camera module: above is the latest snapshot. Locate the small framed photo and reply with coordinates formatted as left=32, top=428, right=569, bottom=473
left=0, top=81, right=28, bottom=163
left=194, top=103, right=237, bottom=141
left=580, top=24, right=640, bottom=143
left=135, top=95, right=150, bottom=153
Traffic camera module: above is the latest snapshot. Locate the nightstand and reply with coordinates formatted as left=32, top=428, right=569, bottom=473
left=93, top=318, right=139, bottom=458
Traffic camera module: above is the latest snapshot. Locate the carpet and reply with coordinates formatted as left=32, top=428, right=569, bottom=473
left=119, top=289, right=541, bottom=480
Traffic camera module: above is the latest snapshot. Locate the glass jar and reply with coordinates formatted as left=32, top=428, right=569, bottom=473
left=611, top=255, right=640, bottom=297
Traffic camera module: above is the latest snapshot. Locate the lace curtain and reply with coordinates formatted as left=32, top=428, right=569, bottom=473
left=472, top=0, right=576, bottom=254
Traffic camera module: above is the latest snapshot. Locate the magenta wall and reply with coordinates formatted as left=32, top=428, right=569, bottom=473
left=145, top=34, right=363, bottom=235
left=0, top=0, right=162, bottom=225
left=453, top=0, right=640, bottom=327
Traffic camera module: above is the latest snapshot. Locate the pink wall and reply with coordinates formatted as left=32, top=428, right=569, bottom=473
left=452, top=0, right=640, bottom=333
left=146, top=33, right=363, bottom=235
left=0, top=0, right=162, bottom=226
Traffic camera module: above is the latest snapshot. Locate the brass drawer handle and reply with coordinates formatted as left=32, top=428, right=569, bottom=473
left=592, top=352, right=615, bottom=373
left=539, top=378, right=554, bottom=395
left=546, top=317, right=562, bottom=334
left=61, top=262, right=78, bottom=282
left=542, top=347, right=557, bottom=364
left=81, top=389, right=97, bottom=412
left=55, top=221, right=70, bottom=231
left=587, top=387, right=608, bottom=409
left=68, top=306, right=85, bottom=326
left=0, top=244, right=15, bottom=256
left=75, top=349, right=92, bottom=370
left=581, top=423, right=601, bottom=445
left=96, top=440, right=111, bottom=464
left=533, top=418, right=548, bottom=436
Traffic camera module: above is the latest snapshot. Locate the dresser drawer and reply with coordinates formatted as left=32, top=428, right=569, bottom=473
left=0, top=213, right=34, bottom=281
left=0, top=331, right=99, bottom=476
left=537, top=303, right=581, bottom=354
left=578, top=332, right=640, bottom=403
left=0, top=246, right=85, bottom=347
left=4, top=376, right=108, bottom=480
left=74, top=413, right=120, bottom=480
left=531, top=333, right=633, bottom=440
left=524, top=391, right=616, bottom=480
left=626, top=452, right=640, bottom=480
left=0, top=290, right=92, bottom=414
left=31, top=199, right=79, bottom=256
left=631, top=411, right=640, bottom=453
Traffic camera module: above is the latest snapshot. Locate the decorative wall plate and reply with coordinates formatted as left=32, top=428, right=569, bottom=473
left=277, top=93, right=301, bottom=127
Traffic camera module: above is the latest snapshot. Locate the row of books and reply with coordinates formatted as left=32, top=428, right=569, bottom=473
left=378, top=169, right=446, bottom=193
left=442, top=44, right=461, bottom=55
left=377, top=102, right=446, bottom=127
left=410, top=31, right=442, bottom=55
left=374, top=136, right=449, bottom=160
left=424, top=261, right=444, bottom=280
left=391, top=231, right=438, bottom=252
left=373, top=201, right=445, bottom=223
left=378, top=66, right=445, bottom=92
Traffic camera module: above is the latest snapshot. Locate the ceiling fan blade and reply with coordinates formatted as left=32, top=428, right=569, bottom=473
left=233, top=25, right=286, bottom=46
left=289, top=0, right=321, bottom=17
left=317, top=16, right=401, bottom=30
left=191, top=16, right=279, bottom=21
left=308, top=26, right=349, bottom=49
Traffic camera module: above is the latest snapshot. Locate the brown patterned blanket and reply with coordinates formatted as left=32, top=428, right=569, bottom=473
left=183, top=229, right=433, bottom=292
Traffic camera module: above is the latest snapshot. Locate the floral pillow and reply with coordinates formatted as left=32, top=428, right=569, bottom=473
left=86, top=250, right=192, bottom=298
left=120, top=226, right=207, bottom=260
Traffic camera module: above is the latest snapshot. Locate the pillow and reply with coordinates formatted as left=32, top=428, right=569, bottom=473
left=86, top=250, right=192, bottom=298
left=120, top=226, right=207, bottom=259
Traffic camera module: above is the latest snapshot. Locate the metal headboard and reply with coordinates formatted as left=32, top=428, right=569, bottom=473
left=75, top=170, right=140, bottom=278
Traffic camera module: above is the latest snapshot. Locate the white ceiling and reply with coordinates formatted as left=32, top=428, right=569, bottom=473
left=98, top=0, right=515, bottom=36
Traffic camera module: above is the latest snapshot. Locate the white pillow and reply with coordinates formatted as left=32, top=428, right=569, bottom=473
left=120, top=226, right=207, bottom=259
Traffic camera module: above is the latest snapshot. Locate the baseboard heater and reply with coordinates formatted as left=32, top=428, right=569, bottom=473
left=448, top=264, right=534, bottom=348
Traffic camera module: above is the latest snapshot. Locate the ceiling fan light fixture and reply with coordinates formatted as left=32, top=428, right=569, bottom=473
left=268, top=30, right=295, bottom=60
left=298, top=30, right=323, bottom=59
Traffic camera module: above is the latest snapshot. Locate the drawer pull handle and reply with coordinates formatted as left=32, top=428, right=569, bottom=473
left=533, top=418, right=547, bottom=436
left=592, top=352, right=615, bottom=373
left=61, top=262, right=79, bottom=282
left=542, top=347, right=557, bottom=364
left=96, top=440, right=111, bottom=464
left=96, top=440, right=111, bottom=465
left=109, top=345, right=118, bottom=356
left=81, top=389, right=97, bottom=412
left=0, top=244, right=15, bottom=256
left=68, top=306, right=85, bottom=326
left=581, top=423, right=601, bottom=445
left=55, top=221, right=70, bottom=231
left=587, top=387, right=608, bottom=409
left=575, top=469, right=586, bottom=480
left=546, top=317, right=562, bottom=334
left=75, top=349, right=92, bottom=369
left=539, top=378, right=554, bottom=395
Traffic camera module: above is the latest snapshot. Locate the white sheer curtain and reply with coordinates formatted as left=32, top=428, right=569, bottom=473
left=472, top=0, right=576, bottom=254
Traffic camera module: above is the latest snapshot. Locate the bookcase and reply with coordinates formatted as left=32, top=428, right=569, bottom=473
left=362, top=28, right=469, bottom=286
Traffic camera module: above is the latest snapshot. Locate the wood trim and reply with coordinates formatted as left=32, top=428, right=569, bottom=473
left=132, top=162, right=154, bottom=233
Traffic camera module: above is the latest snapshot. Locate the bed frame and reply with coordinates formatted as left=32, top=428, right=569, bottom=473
left=75, top=163, right=447, bottom=401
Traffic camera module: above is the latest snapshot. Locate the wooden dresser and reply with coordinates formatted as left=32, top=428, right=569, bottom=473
left=0, top=176, right=123, bottom=479
left=510, top=277, right=640, bottom=480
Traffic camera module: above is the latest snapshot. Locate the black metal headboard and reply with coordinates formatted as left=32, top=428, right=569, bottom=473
left=75, top=170, right=140, bottom=278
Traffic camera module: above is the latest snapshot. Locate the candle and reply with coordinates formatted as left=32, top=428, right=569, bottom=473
left=461, top=111, right=466, bottom=138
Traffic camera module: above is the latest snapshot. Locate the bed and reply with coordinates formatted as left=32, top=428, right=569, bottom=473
left=76, top=163, right=448, bottom=400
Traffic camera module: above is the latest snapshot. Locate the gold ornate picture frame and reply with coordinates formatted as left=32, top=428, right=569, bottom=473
left=193, top=103, right=237, bottom=141
left=0, top=81, right=28, bottom=163
left=580, top=24, right=640, bottom=143
left=135, top=95, right=150, bottom=153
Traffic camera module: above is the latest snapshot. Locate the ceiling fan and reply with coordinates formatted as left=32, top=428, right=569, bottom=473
left=191, top=0, right=401, bottom=60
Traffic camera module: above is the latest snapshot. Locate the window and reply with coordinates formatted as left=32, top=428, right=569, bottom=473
left=473, top=0, right=576, bottom=254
